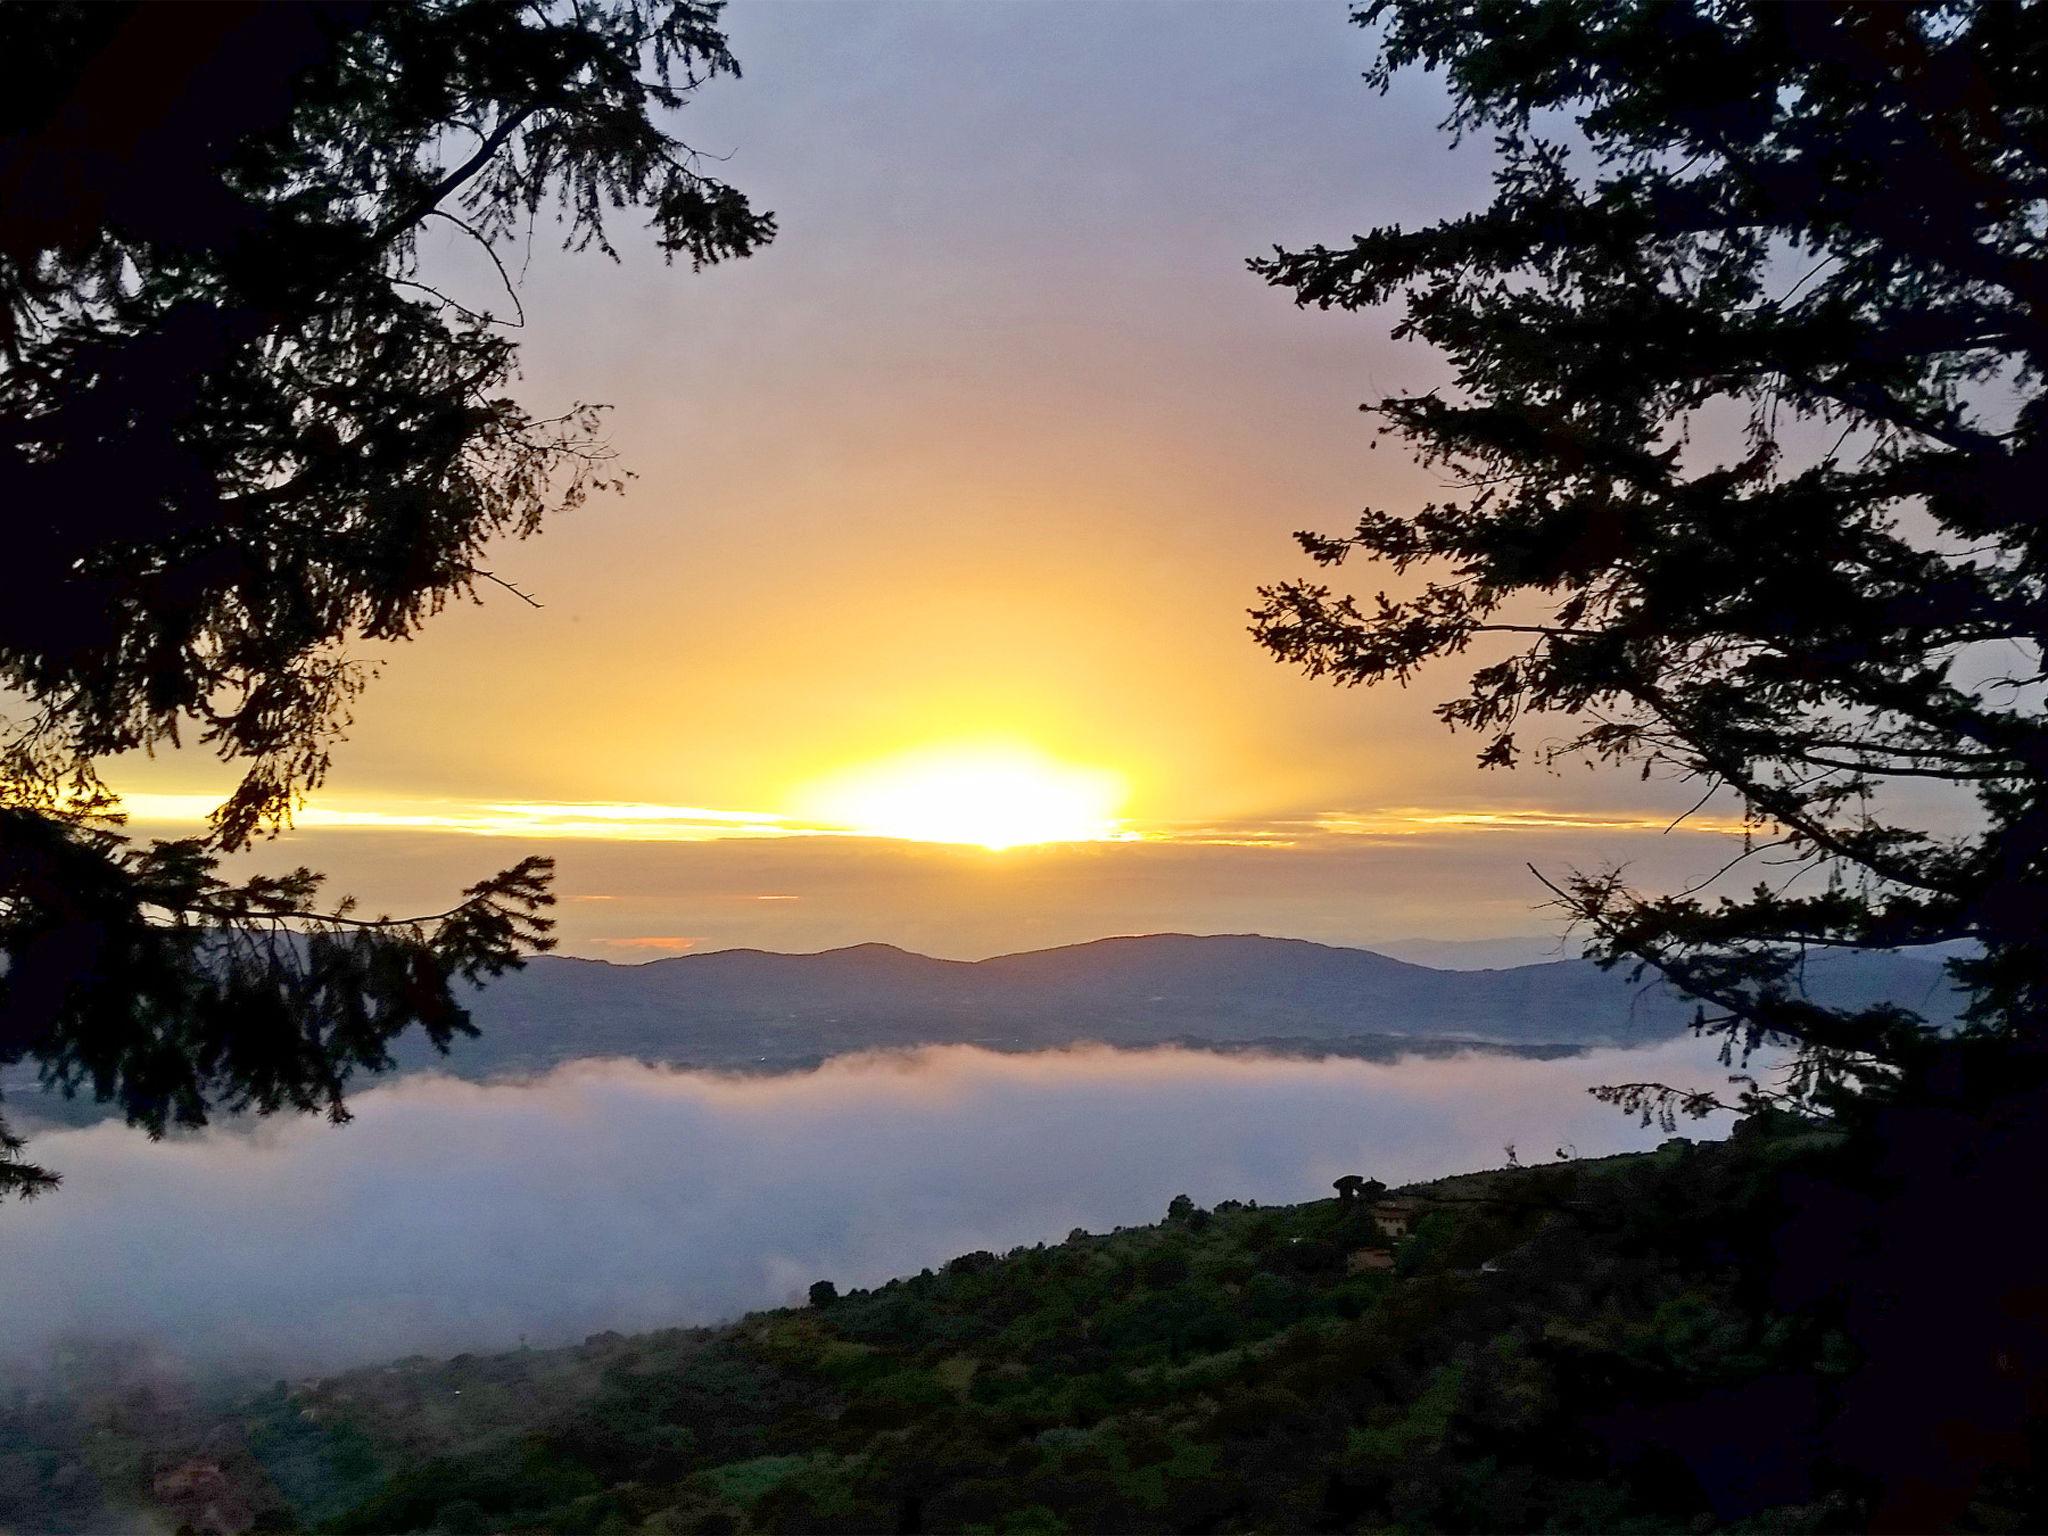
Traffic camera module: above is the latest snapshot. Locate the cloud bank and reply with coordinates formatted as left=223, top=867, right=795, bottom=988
left=0, top=1041, right=1733, bottom=1374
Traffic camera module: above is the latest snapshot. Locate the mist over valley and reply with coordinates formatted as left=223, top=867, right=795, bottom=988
left=0, top=1036, right=1737, bottom=1376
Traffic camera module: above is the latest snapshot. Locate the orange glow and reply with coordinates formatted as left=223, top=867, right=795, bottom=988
left=793, top=744, right=1132, bottom=850
left=105, top=790, right=1748, bottom=848
left=110, top=793, right=797, bottom=842
left=1316, top=808, right=1754, bottom=837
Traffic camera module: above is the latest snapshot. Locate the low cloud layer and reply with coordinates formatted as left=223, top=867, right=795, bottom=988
left=0, top=1041, right=1733, bottom=1374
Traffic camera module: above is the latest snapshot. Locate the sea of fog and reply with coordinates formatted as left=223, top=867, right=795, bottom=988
left=0, top=1040, right=1735, bottom=1374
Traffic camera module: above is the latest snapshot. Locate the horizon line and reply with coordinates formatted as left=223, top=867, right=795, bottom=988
left=108, top=791, right=1756, bottom=850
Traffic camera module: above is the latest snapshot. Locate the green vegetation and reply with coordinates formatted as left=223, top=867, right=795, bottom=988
left=29, top=1113, right=2032, bottom=1534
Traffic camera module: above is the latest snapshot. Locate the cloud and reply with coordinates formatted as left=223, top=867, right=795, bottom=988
left=0, top=1041, right=1736, bottom=1375
left=112, top=790, right=1748, bottom=850
left=1316, top=807, right=1754, bottom=837
left=597, top=936, right=706, bottom=952
left=114, top=793, right=798, bottom=843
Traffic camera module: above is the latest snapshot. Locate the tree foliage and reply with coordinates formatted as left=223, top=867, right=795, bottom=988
left=1251, top=0, right=2047, bottom=1118
left=30, top=1129, right=1970, bottom=1534
left=0, top=0, right=772, bottom=1195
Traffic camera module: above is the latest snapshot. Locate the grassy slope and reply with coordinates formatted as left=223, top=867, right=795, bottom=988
left=128, top=1118, right=1888, bottom=1535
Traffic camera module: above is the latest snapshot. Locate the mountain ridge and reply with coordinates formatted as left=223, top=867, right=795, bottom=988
left=592, top=932, right=1423, bottom=974
left=378, top=930, right=1957, bottom=1080
left=2, top=933, right=1965, bottom=1125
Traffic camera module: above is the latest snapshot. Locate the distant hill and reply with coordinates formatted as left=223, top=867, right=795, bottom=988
left=382, top=931, right=1963, bottom=1078
left=3, top=933, right=1966, bottom=1122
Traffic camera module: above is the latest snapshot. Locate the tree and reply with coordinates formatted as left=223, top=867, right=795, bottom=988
left=1252, top=5, right=2048, bottom=1518
left=1251, top=0, right=2046, bottom=1123
left=0, top=1, right=773, bottom=1196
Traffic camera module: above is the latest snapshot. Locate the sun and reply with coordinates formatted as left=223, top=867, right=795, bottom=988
left=795, top=744, right=1130, bottom=850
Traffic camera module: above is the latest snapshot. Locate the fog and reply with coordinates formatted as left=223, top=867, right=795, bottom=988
left=0, top=1041, right=1732, bottom=1375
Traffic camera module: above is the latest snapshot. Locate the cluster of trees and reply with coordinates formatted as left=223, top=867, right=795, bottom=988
left=27, top=1120, right=1998, bottom=1533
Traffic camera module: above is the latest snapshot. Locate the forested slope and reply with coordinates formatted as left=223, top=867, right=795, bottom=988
left=18, top=1112, right=2020, bottom=1534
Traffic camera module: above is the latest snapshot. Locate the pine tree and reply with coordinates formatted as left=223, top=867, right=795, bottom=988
left=1252, top=0, right=2047, bottom=1123
left=0, top=1, right=773, bottom=1195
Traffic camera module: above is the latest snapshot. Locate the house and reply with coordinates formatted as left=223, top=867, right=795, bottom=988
left=1347, top=1248, right=1397, bottom=1274
left=1370, top=1197, right=1424, bottom=1241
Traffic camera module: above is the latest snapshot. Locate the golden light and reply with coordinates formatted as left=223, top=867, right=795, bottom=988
left=794, top=744, right=1131, bottom=850
left=109, top=792, right=795, bottom=842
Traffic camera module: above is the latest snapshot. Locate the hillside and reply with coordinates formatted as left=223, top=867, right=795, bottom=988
left=2, top=933, right=1963, bottom=1132
left=369, top=933, right=1958, bottom=1081
left=12, top=1113, right=1998, bottom=1535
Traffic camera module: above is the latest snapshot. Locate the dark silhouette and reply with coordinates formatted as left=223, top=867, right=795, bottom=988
left=0, top=2, right=772, bottom=1196
left=1252, top=2, right=2047, bottom=1523
left=1333, top=1174, right=1387, bottom=1207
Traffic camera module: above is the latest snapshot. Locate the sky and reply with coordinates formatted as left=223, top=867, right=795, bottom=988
left=108, top=1, right=1757, bottom=960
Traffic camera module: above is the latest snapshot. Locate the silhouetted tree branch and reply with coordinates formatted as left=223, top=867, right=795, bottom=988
left=0, top=0, right=773, bottom=1193
left=1250, top=0, right=2047, bottom=1115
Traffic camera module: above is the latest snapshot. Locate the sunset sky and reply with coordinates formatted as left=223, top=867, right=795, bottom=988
left=111, top=2, right=1751, bottom=961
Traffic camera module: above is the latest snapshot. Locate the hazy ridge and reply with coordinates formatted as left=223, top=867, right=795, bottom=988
left=391, top=931, right=1962, bottom=1077
left=3, top=934, right=1961, bottom=1130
